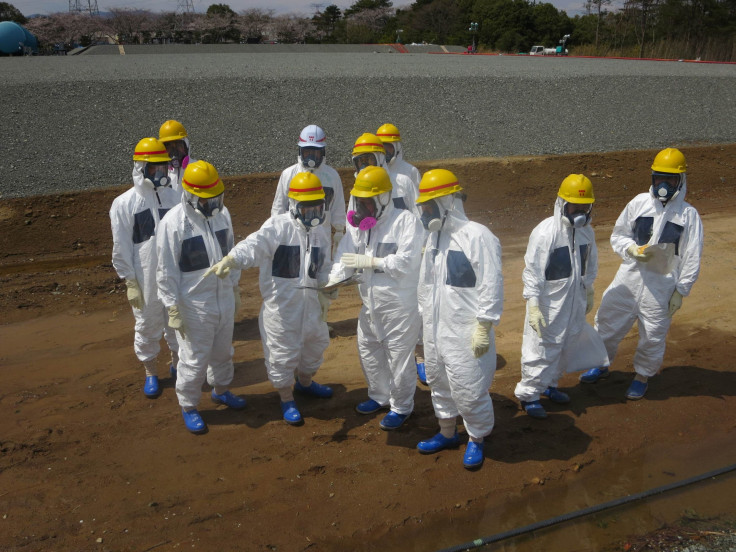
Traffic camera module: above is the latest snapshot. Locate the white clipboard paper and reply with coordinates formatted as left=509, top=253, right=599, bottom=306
left=297, top=273, right=362, bottom=291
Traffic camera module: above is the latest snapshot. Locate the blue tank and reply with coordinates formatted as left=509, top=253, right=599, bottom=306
left=0, top=21, right=37, bottom=54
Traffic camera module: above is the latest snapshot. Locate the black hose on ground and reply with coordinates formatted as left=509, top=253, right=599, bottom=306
left=436, top=463, right=736, bottom=552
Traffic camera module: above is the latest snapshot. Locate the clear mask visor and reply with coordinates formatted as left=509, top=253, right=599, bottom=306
left=353, top=153, right=378, bottom=173
left=651, top=172, right=681, bottom=203
left=299, top=147, right=324, bottom=169
left=196, top=193, right=224, bottom=217
left=296, top=199, right=326, bottom=228
left=164, top=140, right=188, bottom=168
left=144, top=162, right=170, bottom=188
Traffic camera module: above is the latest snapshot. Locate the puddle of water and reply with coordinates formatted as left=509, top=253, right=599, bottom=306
left=457, top=435, right=736, bottom=552
left=360, top=432, right=736, bottom=552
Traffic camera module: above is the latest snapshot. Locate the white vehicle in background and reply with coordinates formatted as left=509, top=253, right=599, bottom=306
left=529, top=45, right=557, bottom=55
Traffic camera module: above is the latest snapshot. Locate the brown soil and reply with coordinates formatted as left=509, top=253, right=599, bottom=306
left=2, top=145, right=736, bottom=552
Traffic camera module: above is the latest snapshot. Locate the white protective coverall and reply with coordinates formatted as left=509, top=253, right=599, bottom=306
left=330, top=200, right=424, bottom=415
left=229, top=213, right=332, bottom=389
left=271, top=160, right=346, bottom=233
left=386, top=142, right=422, bottom=190
left=515, top=197, right=609, bottom=402
left=417, top=198, right=503, bottom=439
left=110, top=162, right=181, bottom=364
left=595, top=181, right=703, bottom=377
left=155, top=195, right=241, bottom=408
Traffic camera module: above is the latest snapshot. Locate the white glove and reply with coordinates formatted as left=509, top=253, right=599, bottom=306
left=527, top=298, right=547, bottom=338
left=125, top=279, right=145, bottom=310
left=317, top=292, right=331, bottom=323
left=167, top=305, right=187, bottom=340
left=234, top=289, right=242, bottom=314
left=668, top=289, right=683, bottom=317
left=332, top=229, right=344, bottom=259
left=586, top=287, right=595, bottom=314
left=203, top=254, right=238, bottom=279
left=341, top=253, right=382, bottom=270
left=627, top=243, right=653, bottom=262
left=470, top=320, right=492, bottom=358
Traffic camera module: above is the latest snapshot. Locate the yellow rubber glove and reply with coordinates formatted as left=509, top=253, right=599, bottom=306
left=317, top=292, right=331, bottom=323
left=167, top=305, right=187, bottom=340
left=470, top=320, right=492, bottom=358
left=341, top=253, right=381, bottom=270
left=125, top=279, right=145, bottom=310
left=626, top=243, right=653, bottom=262
left=586, top=287, right=595, bottom=314
left=203, top=254, right=237, bottom=279
left=527, top=298, right=546, bottom=338
left=668, top=289, right=683, bottom=317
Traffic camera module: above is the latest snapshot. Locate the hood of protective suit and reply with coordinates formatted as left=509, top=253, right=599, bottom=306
left=132, top=161, right=166, bottom=196
left=386, top=142, right=404, bottom=166
left=427, top=194, right=469, bottom=234
left=353, top=151, right=387, bottom=178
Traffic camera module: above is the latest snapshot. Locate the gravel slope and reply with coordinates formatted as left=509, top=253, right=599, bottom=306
left=1, top=50, right=735, bottom=198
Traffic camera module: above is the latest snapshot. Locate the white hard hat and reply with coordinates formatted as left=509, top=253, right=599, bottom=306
left=298, top=125, right=326, bottom=148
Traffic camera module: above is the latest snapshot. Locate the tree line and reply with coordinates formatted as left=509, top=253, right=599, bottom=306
left=3, top=0, right=735, bottom=61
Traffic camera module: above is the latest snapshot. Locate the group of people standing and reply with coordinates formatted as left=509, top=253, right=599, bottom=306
left=110, top=120, right=703, bottom=471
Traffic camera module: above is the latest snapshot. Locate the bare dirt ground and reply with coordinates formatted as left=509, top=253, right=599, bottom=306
left=1, top=146, right=735, bottom=552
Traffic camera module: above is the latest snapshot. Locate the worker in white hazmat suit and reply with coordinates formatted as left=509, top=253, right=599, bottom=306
left=581, top=148, right=704, bottom=400
left=327, top=166, right=424, bottom=431
left=156, top=161, right=246, bottom=434
left=514, top=174, right=610, bottom=419
left=376, top=123, right=427, bottom=385
left=206, top=172, right=333, bottom=426
left=376, top=123, right=422, bottom=188
left=110, top=137, right=181, bottom=399
left=158, top=120, right=195, bottom=192
left=415, top=169, right=503, bottom=470
left=351, top=133, right=418, bottom=214
left=271, top=125, right=346, bottom=258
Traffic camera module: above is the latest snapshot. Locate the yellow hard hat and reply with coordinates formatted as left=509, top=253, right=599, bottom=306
left=133, top=137, right=171, bottom=163
left=376, top=123, right=401, bottom=143
left=558, top=174, right=594, bottom=204
left=651, top=148, right=687, bottom=173
left=288, top=172, right=325, bottom=202
left=182, top=160, right=224, bottom=198
left=417, top=169, right=463, bottom=204
left=352, top=133, right=385, bottom=156
left=159, top=120, right=188, bottom=143
left=350, top=166, right=392, bottom=198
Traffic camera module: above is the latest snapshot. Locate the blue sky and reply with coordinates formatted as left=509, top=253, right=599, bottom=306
left=14, top=0, right=589, bottom=18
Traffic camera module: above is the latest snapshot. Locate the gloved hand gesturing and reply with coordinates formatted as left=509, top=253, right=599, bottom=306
left=125, top=279, right=145, bottom=310
left=167, top=305, right=187, bottom=340
left=341, top=253, right=382, bottom=270
left=586, top=286, right=595, bottom=314
left=203, top=254, right=237, bottom=279
left=627, top=243, right=653, bottom=262
left=527, top=298, right=547, bottom=338
left=470, top=320, right=492, bottom=358
left=668, top=289, right=683, bottom=317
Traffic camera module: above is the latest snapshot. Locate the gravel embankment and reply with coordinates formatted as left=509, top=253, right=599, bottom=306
left=1, top=48, right=735, bottom=198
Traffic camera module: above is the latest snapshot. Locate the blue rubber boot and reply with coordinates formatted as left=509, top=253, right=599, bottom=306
left=417, top=431, right=461, bottom=454
left=625, top=379, right=648, bottom=400
left=143, top=376, right=161, bottom=398
left=281, top=401, right=303, bottom=425
left=579, top=366, right=609, bottom=383
left=182, top=409, right=207, bottom=434
left=379, top=411, right=411, bottom=431
left=542, top=387, right=571, bottom=404
left=416, top=362, right=427, bottom=385
left=520, top=400, right=548, bottom=419
left=294, top=380, right=333, bottom=398
left=211, top=390, right=247, bottom=410
left=463, top=441, right=485, bottom=470
left=355, top=399, right=387, bottom=415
